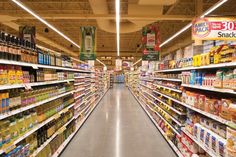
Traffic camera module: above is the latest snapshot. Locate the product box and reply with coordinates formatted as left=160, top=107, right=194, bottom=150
left=184, top=44, right=194, bottom=58
left=176, top=49, right=184, bottom=61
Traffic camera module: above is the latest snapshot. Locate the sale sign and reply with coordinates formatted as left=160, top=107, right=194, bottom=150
left=192, top=18, right=236, bottom=40
left=142, top=23, right=160, bottom=61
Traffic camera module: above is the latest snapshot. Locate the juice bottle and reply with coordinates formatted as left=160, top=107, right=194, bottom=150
left=15, top=66, right=23, bottom=84
left=25, top=134, right=33, bottom=154
left=17, top=113, right=26, bottom=135
left=1, top=120, right=11, bottom=149
left=0, top=125, right=2, bottom=149
left=0, top=93, right=2, bottom=114
left=31, top=109, right=38, bottom=126
left=9, top=116, right=18, bottom=140
left=2, top=65, right=8, bottom=84
left=1, top=93, right=7, bottom=113
left=24, top=111, right=32, bottom=130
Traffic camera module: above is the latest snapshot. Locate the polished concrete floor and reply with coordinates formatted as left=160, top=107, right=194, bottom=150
left=60, top=84, right=176, bottom=157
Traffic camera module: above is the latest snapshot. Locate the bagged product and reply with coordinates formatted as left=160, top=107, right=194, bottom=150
left=229, top=102, right=236, bottom=123
left=220, top=99, right=232, bottom=120
left=226, top=127, right=236, bottom=157
left=211, top=134, right=218, bottom=154
left=213, top=70, right=224, bottom=88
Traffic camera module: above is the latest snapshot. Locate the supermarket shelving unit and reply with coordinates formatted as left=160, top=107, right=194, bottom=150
left=0, top=58, right=109, bottom=156
left=128, top=61, right=236, bottom=157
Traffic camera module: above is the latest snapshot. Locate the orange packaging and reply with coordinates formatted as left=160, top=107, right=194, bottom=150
left=229, top=102, right=236, bottom=123
left=209, top=99, right=221, bottom=116
left=226, top=127, right=236, bottom=157
left=220, top=99, right=232, bottom=120
left=0, top=93, right=2, bottom=114
left=194, top=93, right=199, bottom=109
left=204, top=97, right=211, bottom=113
left=198, top=95, right=206, bottom=111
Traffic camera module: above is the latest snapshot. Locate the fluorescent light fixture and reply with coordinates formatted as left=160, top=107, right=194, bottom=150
left=201, top=0, right=228, bottom=18
left=160, top=0, right=228, bottom=48
left=160, top=23, right=192, bottom=47
left=11, top=0, right=80, bottom=49
left=133, top=58, right=142, bottom=66
left=116, top=0, right=120, bottom=56
left=96, top=58, right=106, bottom=67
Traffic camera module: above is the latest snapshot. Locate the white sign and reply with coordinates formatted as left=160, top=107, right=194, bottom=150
left=192, top=18, right=236, bottom=40
left=147, top=33, right=156, bottom=47
left=116, top=59, right=122, bottom=70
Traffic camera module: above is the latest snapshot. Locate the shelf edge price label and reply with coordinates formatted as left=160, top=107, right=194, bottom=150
left=24, top=84, right=32, bottom=90
left=4, top=144, right=16, bottom=154
left=32, top=65, right=38, bottom=69
left=54, top=113, right=60, bottom=119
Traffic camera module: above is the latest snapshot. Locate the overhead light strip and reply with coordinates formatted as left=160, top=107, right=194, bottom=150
left=133, top=58, right=142, bottom=66
left=11, top=0, right=80, bottom=49
left=96, top=59, right=106, bottom=67
left=116, top=0, right=120, bottom=56
left=160, top=0, right=228, bottom=48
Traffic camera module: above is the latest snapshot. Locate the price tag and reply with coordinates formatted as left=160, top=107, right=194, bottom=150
left=32, top=65, right=38, bottom=69
left=54, top=113, right=60, bottom=119
left=24, top=84, right=32, bottom=90
left=4, top=144, right=16, bottom=154
left=61, top=108, right=69, bottom=114
left=58, top=126, right=66, bottom=134
left=67, top=80, right=70, bottom=84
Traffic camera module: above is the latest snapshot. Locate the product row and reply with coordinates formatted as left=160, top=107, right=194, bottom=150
left=183, top=90, right=236, bottom=122
left=156, top=43, right=236, bottom=71
left=0, top=95, right=74, bottom=150
left=0, top=65, right=74, bottom=85
left=0, top=83, right=74, bottom=114
left=182, top=69, right=236, bottom=90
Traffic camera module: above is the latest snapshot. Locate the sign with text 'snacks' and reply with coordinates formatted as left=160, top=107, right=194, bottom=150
left=192, top=18, right=236, bottom=40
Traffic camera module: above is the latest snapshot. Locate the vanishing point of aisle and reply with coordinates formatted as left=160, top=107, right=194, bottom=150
left=61, top=84, right=176, bottom=157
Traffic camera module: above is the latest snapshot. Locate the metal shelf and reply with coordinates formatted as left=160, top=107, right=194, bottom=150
left=153, top=83, right=182, bottom=93
left=155, top=62, right=236, bottom=73
left=0, top=59, right=92, bottom=73
left=182, top=84, right=236, bottom=95
left=0, top=79, right=74, bottom=91
left=153, top=77, right=182, bottom=82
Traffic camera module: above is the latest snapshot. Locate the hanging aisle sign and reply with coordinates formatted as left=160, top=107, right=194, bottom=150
left=192, top=18, right=236, bottom=40
left=142, top=23, right=160, bottom=61
left=80, top=26, right=96, bottom=60
left=19, top=26, right=36, bottom=43
left=115, top=59, right=122, bottom=71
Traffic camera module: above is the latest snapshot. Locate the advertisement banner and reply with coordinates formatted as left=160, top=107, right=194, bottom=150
left=192, top=17, right=236, bottom=40
left=80, top=26, right=96, bottom=60
left=142, top=23, right=160, bottom=61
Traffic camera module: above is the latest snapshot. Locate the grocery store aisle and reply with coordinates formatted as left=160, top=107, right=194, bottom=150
left=60, top=84, right=176, bottom=157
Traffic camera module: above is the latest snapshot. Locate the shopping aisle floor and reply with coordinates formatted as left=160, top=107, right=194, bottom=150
left=61, top=84, right=176, bottom=157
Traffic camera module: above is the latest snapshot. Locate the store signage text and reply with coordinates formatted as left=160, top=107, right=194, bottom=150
left=192, top=18, right=236, bottom=40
